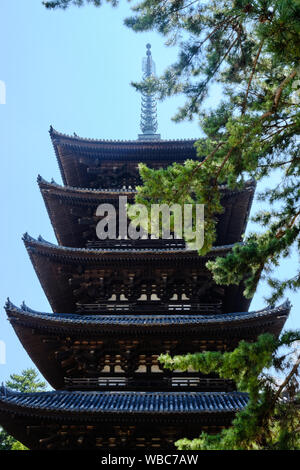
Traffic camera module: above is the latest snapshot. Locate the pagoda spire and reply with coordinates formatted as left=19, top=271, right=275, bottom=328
left=138, top=44, right=161, bottom=140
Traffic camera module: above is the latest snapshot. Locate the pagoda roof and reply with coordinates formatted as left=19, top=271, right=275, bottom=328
left=50, top=126, right=197, bottom=152
left=49, top=127, right=199, bottom=187
left=5, top=300, right=289, bottom=390
left=38, top=177, right=255, bottom=248
left=38, top=175, right=137, bottom=196
left=23, top=234, right=248, bottom=313
left=5, top=300, right=290, bottom=331
left=0, top=388, right=248, bottom=449
left=23, top=232, right=234, bottom=260
left=0, top=388, right=248, bottom=415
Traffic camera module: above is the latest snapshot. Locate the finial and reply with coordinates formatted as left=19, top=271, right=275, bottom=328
left=138, top=44, right=161, bottom=141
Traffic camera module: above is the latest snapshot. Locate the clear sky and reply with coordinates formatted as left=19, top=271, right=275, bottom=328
left=0, top=0, right=299, bottom=386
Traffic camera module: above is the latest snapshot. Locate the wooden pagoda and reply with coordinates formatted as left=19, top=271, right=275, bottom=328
left=0, top=47, right=290, bottom=449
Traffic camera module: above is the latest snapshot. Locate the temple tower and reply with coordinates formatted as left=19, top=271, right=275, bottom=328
left=0, top=46, right=289, bottom=450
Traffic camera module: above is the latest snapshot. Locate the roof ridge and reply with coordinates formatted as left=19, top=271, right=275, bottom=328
left=49, top=126, right=198, bottom=144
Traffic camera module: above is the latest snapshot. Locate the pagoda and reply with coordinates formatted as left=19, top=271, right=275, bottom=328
left=0, top=45, right=290, bottom=450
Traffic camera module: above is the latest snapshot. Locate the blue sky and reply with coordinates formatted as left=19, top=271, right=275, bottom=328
left=0, top=0, right=299, bottom=386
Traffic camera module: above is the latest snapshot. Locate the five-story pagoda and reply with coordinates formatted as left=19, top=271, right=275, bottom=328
left=0, top=45, right=290, bottom=450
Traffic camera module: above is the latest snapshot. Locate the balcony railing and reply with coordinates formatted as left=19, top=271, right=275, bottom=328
left=86, top=238, right=186, bottom=250
left=76, top=301, right=222, bottom=315
left=64, top=376, right=235, bottom=391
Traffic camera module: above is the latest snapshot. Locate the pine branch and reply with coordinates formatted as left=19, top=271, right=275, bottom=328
left=242, top=39, right=264, bottom=114
left=261, top=70, right=298, bottom=120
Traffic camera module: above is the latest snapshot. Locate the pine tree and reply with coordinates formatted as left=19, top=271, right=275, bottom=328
left=159, top=331, right=300, bottom=450
left=5, top=368, right=46, bottom=393
left=0, top=369, right=46, bottom=450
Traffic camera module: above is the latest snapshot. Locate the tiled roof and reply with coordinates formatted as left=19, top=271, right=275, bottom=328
left=37, top=175, right=256, bottom=197
left=5, top=300, right=291, bottom=327
left=49, top=126, right=198, bottom=145
left=0, top=388, right=248, bottom=414
left=23, top=233, right=236, bottom=256
left=49, top=127, right=200, bottom=186
left=37, top=175, right=137, bottom=194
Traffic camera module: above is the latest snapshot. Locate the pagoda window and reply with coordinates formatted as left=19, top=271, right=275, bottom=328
left=137, top=294, right=147, bottom=301
left=151, top=365, right=163, bottom=373
left=151, top=294, right=160, bottom=301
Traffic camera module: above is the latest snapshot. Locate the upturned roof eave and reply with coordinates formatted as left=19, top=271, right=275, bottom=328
left=49, top=126, right=199, bottom=147
left=4, top=299, right=291, bottom=331
left=23, top=233, right=237, bottom=259
left=49, top=126, right=200, bottom=184
left=38, top=175, right=256, bottom=199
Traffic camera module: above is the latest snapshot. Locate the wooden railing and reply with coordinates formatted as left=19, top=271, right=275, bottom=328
left=86, top=238, right=186, bottom=250
left=76, top=301, right=222, bottom=315
left=64, top=376, right=235, bottom=391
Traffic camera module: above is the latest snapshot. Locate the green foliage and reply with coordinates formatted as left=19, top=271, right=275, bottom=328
left=6, top=368, right=46, bottom=393
left=0, top=369, right=46, bottom=450
left=0, top=429, right=16, bottom=450
left=159, top=331, right=300, bottom=450
left=10, top=441, right=28, bottom=451
left=128, top=1, right=300, bottom=303
left=43, top=0, right=116, bottom=8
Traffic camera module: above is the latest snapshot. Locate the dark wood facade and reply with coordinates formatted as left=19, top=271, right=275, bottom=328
left=49, top=127, right=199, bottom=189
left=38, top=177, right=255, bottom=248
left=23, top=234, right=250, bottom=314
left=5, top=301, right=290, bottom=391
